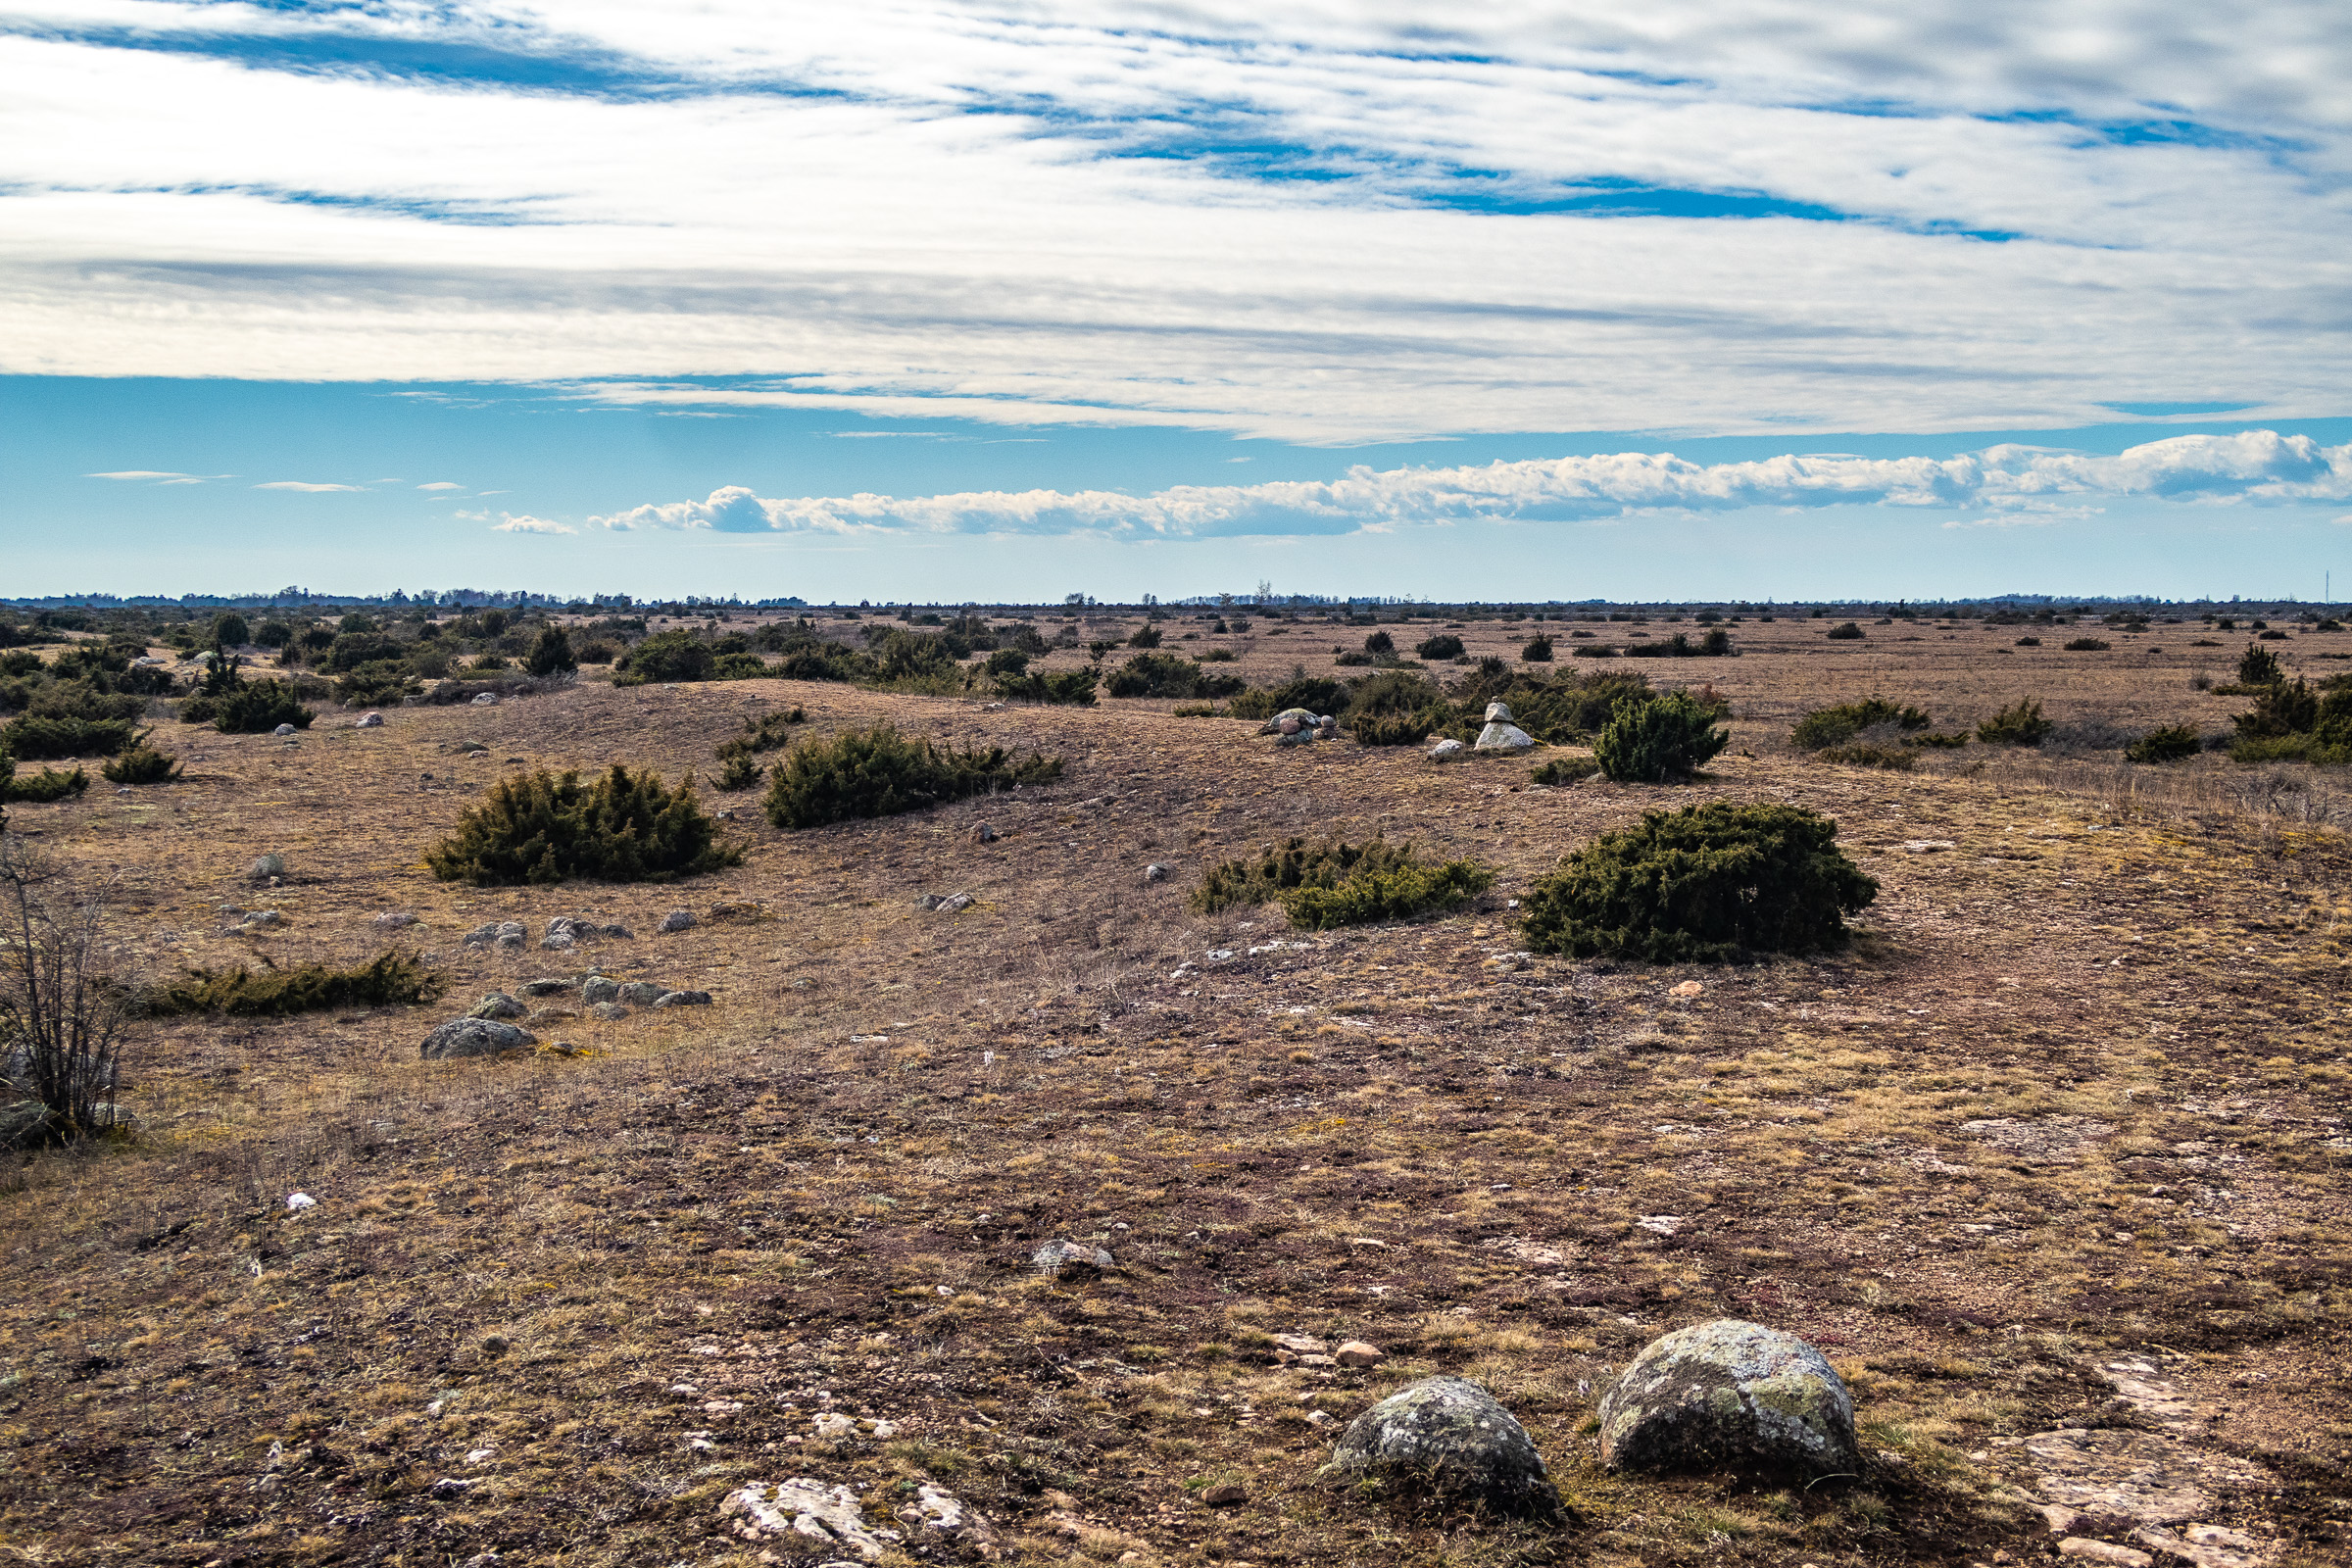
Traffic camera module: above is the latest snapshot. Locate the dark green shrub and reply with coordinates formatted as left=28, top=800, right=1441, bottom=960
left=0, top=714, right=138, bottom=759
left=715, top=751, right=763, bottom=791
left=0, top=758, right=88, bottom=802
left=1105, top=652, right=1212, bottom=699
left=1826, top=621, right=1865, bottom=640
left=1129, top=625, right=1162, bottom=649
left=1976, top=698, right=2052, bottom=747
left=775, top=644, right=873, bottom=682
left=762, top=724, right=1061, bottom=830
left=1573, top=643, right=1619, bottom=658
left=1903, top=731, right=1970, bottom=749
left=147, top=952, right=443, bottom=1017
left=212, top=612, right=250, bottom=647
left=1415, top=633, right=1465, bottom=660
left=1789, top=698, right=1930, bottom=752
left=1277, top=858, right=1494, bottom=929
left=994, top=668, right=1099, bottom=705
left=334, top=660, right=420, bottom=706
left=2015, top=636, right=2041, bottom=647
left=1521, top=802, right=1877, bottom=962
left=870, top=630, right=957, bottom=684
left=101, top=746, right=181, bottom=785
left=525, top=623, right=578, bottom=676
left=1521, top=634, right=1554, bottom=662
left=1592, top=692, right=1729, bottom=782
left=2127, top=724, right=2203, bottom=764
left=1364, top=629, right=1396, bottom=656
left=711, top=652, right=769, bottom=680
left=1198, top=648, right=1236, bottom=662
left=1334, top=651, right=1373, bottom=666
left=576, top=638, right=617, bottom=664
left=1530, top=756, right=1600, bottom=784
left=210, top=680, right=314, bottom=734
left=1194, top=834, right=1432, bottom=914
left=984, top=648, right=1031, bottom=682
left=426, top=764, right=742, bottom=885
left=2063, top=637, right=2111, bottom=652
left=716, top=708, right=808, bottom=760
left=1350, top=710, right=1438, bottom=746
left=2237, top=643, right=2284, bottom=686
left=1229, top=674, right=1351, bottom=720
left=1816, top=742, right=1916, bottom=770
left=617, top=630, right=715, bottom=684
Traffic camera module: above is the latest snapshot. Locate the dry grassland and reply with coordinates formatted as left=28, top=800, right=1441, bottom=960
left=2, top=614, right=2348, bottom=1568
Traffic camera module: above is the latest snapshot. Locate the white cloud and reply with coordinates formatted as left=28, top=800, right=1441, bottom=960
left=416, top=480, right=464, bottom=489
left=0, top=3, right=2344, bottom=439
left=87, top=469, right=191, bottom=480
left=253, top=480, right=365, bottom=491
left=480, top=512, right=576, bottom=534
left=592, top=431, right=2352, bottom=537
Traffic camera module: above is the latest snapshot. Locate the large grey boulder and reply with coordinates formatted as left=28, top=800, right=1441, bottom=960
left=1316, top=1376, right=1559, bottom=1515
left=419, top=1018, right=537, bottom=1060
left=1474, top=721, right=1536, bottom=752
left=1598, top=1319, right=1859, bottom=1477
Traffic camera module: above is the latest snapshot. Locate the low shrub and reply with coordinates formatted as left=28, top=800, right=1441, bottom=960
left=763, top=724, right=1061, bottom=830
left=1198, top=648, right=1237, bottom=662
left=101, top=745, right=181, bottom=785
left=1364, top=629, right=1396, bottom=656
left=996, top=669, right=1100, bottom=705
left=1334, top=651, right=1373, bottom=666
left=1350, top=710, right=1438, bottom=746
left=1592, top=692, right=1729, bottom=782
left=576, top=638, right=617, bottom=664
left=1230, top=674, right=1352, bottom=721
left=525, top=623, right=578, bottom=676
left=333, top=660, right=421, bottom=706
left=1194, top=833, right=1479, bottom=920
left=716, top=709, right=808, bottom=765
left=1129, top=625, right=1162, bottom=649
left=1903, top=731, right=1970, bottom=749
left=1415, top=633, right=1466, bottom=660
left=1105, top=652, right=1238, bottom=700
left=1573, top=643, right=1619, bottom=658
left=1277, top=858, right=1494, bottom=929
left=1521, top=634, right=1554, bottom=662
left=425, top=764, right=742, bottom=885
left=147, top=952, right=444, bottom=1017
left=2063, top=637, right=2111, bottom=652
left=711, top=652, right=770, bottom=680
left=1620, top=629, right=1735, bottom=659
left=1520, top=802, right=1878, bottom=962
left=1816, top=742, right=1916, bottom=770
left=208, top=681, right=314, bottom=734
left=1530, top=756, right=1600, bottom=784
left=2237, top=643, right=2284, bottom=686
left=774, top=644, right=873, bottom=682
left=1789, top=698, right=1930, bottom=752
left=715, top=752, right=763, bottom=791
left=2015, top=636, right=2041, bottom=647
left=2126, top=724, right=2203, bottom=764
left=0, top=714, right=139, bottom=759
left=1977, top=698, right=2052, bottom=746
left=616, top=629, right=715, bottom=684
left=0, top=758, right=88, bottom=802
left=1826, top=621, right=1865, bottom=640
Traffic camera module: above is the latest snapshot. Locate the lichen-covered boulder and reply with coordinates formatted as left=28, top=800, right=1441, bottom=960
left=1598, top=1319, right=1858, bottom=1477
left=1475, top=721, right=1536, bottom=752
left=419, top=1018, right=537, bottom=1060
left=1316, top=1376, right=1560, bottom=1514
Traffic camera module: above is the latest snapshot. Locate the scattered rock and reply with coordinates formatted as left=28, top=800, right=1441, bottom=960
left=2023, top=1428, right=2270, bottom=1527
left=285, top=1192, right=316, bottom=1213
left=541, top=929, right=575, bottom=952
left=720, top=1479, right=899, bottom=1559
left=1428, top=738, right=1466, bottom=761
left=1270, top=1333, right=1326, bottom=1354
left=467, top=992, right=527, bottom=1020
left=520, top=978, right=572, bottom=998
left=1336, top=1341, right=1384, bottom=1368
left=1474, top=720, right=1536, bottom=752
left=917, top=892, right=976, bottom=913
left=419, top=1018, right=538, bottom=1060
left=1144, top=863, right=1169, bottom=883
left=970, top=823, right=999, bottom=844
left=1962, top=1116, right=2117, bottom=1165
left=617, top=981, right=667, bottom=1005
left=1033, top=1239, right=1113, bottom=1276
left=651, top=990, right=712, bottom=1008
left=706, top=900, right=768, bottom=923
left=234, top=908, right=288, bottom=930
left=581, top=978, right=621, bottom=1004
left=1201, top=1483, right=1248, bottom=1506
left=590, top=1003, right=631, bottom=1021
left=374, top=911, right=417, bottom=929
left=2132, top=1523, right=2270, bottom=1568
left=270, top=722, right=297, bottom=738
left=1316, top=1375, right=1560, bottom=1514
left=1904, top=839, right=1958, bottom=854
left=896, top=1483, right=1000, bottom=1554
left=356, top=711, right=384, bottom=728
left=657, top=908, right=698, bottom=934
left=471, top=692, right=498, bottom=706
left=463, top=920, right=527, bottom=950
left=249, top=854, right=286, bottom=881
left=1598, top=1319, right=1859, bottom=1477
left=1669, top=980, right=1703, bottom=999
left=1635, top=1214, right=1684, bottom=1236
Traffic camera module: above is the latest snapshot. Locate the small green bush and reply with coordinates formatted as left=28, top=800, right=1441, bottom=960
left=1977, top=698, right=2052, bottom=747
left=2015, top=635, right=2041, bottom=647
left=2237, top=643, right=2284, bottom=686
left=1521, top=802, right=1877, bottom=962
left=209, top=681, right=314, bottom=734
left=1415, top=633, right=1465, bottom=660
left=1592, top=692, right=1729, bottom=782
left=426, top=764, right=742, bottom=885
left=1789, top=698, right=1930, bottom=752
left=1230, top=674, right=1352, bottom=721
left=1530, top=756, right=1600, bottom=784
left=1364, top=629, right=1396, bottom=656
left=763, top=724, right=1061, bottom=830
left=1277, top=858, right=1494, bottom=929
left=2063, top=637, right=2111, bottom=652
left=1521, top=634, right=1554, bottom=662
left=525, top=623, right=578, bottom=676
left=1903, top=731, right=1970, bottom=749
left=1195, top=834, right=1481, bottom=922
left=1573, top=643, right=1619, bottom=658
left=334, top=660, right=421, bottom=706
left=616, top=630, right=715, bottom=684
left=147, top=952, right=444, bottom=1017
left=101, top=745, right=181, bottom=785
left=716, top=709, right=808, bottom=764
left=0, top=714, right=139, bottom=759
left=2126, top=724, right=2203, bottom=764
left=0, top=756, right=88, bottom=802
left=994, top=669, right=1099, bottom=705
left=710, top=652, right=770, bottom=680
left=1350, top=710, right=1439, bottom=746
left=1816, top=742, right=1916, bottom=770
left=1129, top=625, right=1162, bottom=649
left=1826, top=621, right=1865, bottom=640
left=1105, top=653, right=1225, bottom=699
left=715, top=751, right=763, bottom=791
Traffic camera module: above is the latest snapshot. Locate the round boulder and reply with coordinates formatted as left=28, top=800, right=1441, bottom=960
left=419, top=1018, right=538, bottom=1060
left=1598, top=1319, right=1859, bottom=1477
left=1315, top=1376, right=1559, bottom=1515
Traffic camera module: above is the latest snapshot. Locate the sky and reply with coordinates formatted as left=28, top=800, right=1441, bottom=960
left=3, top=1, right=2349, bottom=602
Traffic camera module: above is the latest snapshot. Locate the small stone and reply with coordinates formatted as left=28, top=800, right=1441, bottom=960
left=520, top=978, right=571, bottom=997
left=1428, top=738, right=1465, bottom=761
left=271, top=722, right=296, bottom=738
left=1144, top=863, right=1169, bottom=883
left=581, top=978, right=620, bottom=1004
left=285, top=1192, right=316, bottom=1212
left=651, top=990, right=712, bottom=1008
left=471, top=692, right=498, bottom=706
left=970, top=823, right=999, bottom=844
left=419, top=1018, right=537, bottom=1060
left=657, top=908, right=698, bottom=934
left=937, top=892, right=975, bottom=913
left=590, top=1002, right=631, bottom=1021
left=1904, top=839, right=1958, bottom=854
left=1335, top=1341, right=1383, bottom=1368
left=374, top=911, right=417, bottom=929
left=1033, top=1238, right=1114, bottom=1275
left=1201, top=1483, right=1247, bottom=1506
left=617, top=981, right=666, bottom=1005
left=468, top=992, right=527, bottom=1020
left=356, top=711, right=383, bottom=728
left=1484, top=701, right=1515, bottom=722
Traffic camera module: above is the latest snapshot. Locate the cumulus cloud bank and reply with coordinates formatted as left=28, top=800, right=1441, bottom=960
left=585, top=432, right=2352, bottom=538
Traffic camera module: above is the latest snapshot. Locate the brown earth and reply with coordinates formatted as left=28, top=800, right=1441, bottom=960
left=2, top=612, right=2349, bottom=1568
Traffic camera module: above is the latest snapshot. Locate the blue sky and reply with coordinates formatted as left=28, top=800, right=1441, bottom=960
left=4, top=2, right=2348, bottom=600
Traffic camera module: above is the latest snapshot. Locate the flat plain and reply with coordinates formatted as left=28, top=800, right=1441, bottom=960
left=3, top=611, right=2348, bottom=1568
